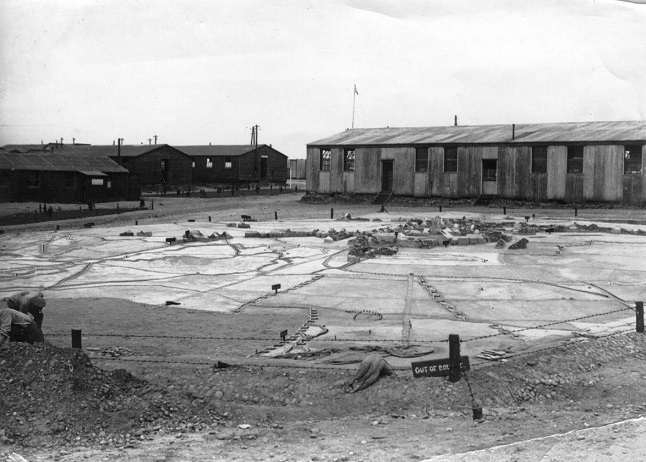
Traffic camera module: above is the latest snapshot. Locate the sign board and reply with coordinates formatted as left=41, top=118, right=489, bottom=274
left=280, top=329, right=288, bottom=340
left=411, top=356, right=470, bottom=378
left=272, top=284, right=281, bottom=291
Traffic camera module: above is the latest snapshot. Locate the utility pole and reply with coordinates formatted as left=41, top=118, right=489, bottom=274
left=117, top=138, right=124, bottom=164
left=251, top=125, right=260, bottom=182
left=148, top=138, right=152, bottom=145
left=153, top=135, right=158, bottom=145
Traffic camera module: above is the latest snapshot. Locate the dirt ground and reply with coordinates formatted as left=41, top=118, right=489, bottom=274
left=2, top=193, right=646, bottom=462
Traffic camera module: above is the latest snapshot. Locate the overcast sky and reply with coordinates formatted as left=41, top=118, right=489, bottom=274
left=1, top=0, right=645, bottom=157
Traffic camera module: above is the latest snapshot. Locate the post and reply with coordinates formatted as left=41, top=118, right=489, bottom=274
left=637, top=301, right=644, bottom=333
left=71, top=329, right=82, bottom=349
left=209, top=216, right=212, bottom=222
left=151, top=200, right=154, bottom=210
left=449, top=334, right=461, bottom=383
left=503, top=206, right=506, bottom=215
left=331, top=208, right=334, bottom=219
left=439, top=205, right=442, bottom=212
left=574, top=207, right=578, bottom=217
left=275, top=211, right=278, bottom=220
left=135, top=220, right=138, bottom=226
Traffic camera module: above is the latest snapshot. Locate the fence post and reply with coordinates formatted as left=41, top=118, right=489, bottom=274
left=637, top=301, right=644, bottom=333
left=503, top=206, right=506, bottom=215
left=449, top=334, right=461, bottom=383
left=331, top=208, right=334, bottom=219
left=71, top=329, right=82, bottom=349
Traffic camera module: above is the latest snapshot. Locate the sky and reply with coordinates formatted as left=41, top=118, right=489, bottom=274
left=1, top=0, right=645, bottom=158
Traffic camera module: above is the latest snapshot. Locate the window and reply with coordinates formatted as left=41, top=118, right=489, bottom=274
left=27, top=172, right=40, bottom=188
left=91, top=178, right=104, bottom=186
left=444, top=147, right=458, bottom=173
left=107, top=180, right=112, bottom=189
left=161, top=159, right=167, bottom=169
left=225, top=157, right=232, bottom=169
left=64, top=172, right=76, bottom=188
left=624, top=145, right=643, bottom=174
left=344, top=149, right=355, bottom=171
left=206, top=158, right=213, bottom=168
left=320, top=149, right=331, bottom=171
left=415, top=147, right=428, bottom=172
left=531, top=146, right=548, bottom=174
left=192, top=161, right=195, bottom=168
left=567, top=146, right=584, bottom=173
left=0, top=171, right=9, bottom=188
left=482, top=159, right=497, bottom=180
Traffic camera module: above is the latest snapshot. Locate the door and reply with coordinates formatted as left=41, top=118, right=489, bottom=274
left=482, top=159, right=497, bottom=195
left=381, top=160, right=394, bottom=191
left=260, top=156, right=268, bottom=180
left=160, top=159, right=169, bottom=183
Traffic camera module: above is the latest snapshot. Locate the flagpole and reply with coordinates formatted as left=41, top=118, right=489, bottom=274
left=352, top=88, right=356, bottom=129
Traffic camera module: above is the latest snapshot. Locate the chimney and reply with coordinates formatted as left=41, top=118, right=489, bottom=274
left=454, top=115, right=458, bottom=127
left=55, top=140, right=58, bottom=148
left=61, top=137, right=64, bottom=145
left=512, top=124, right=515, bottom=140
left=72, top=138, right=76, bottom=145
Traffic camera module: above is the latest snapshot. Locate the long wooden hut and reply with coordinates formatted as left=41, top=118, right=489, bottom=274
left=306, top=121, right=646, bottom=204
left=0, top=151, right=136, bottom=203
left=174, top=144, right=288, bottom=185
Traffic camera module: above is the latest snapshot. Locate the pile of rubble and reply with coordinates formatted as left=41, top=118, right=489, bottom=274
left=347, top=234, right=398, bottom=263
left=0, top=343, right=226, bottom=450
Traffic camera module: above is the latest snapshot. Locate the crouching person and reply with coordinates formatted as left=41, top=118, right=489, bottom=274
left=0, top=308, right=44, bottom=348
left=7, top=291, right=46, bottom=330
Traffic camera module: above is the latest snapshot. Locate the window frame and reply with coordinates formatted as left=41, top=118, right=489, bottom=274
left=482, top=159, right=497, bottom=181
left=320, top=149, right=331, bottom=171
left=443, top=147, right=458, bottom=173
left=343, top=149, right=355, bottom=171
left=27, top=172, right=40, bottom=188
left=566, top=145, right=584, bottom=174
left=64, top=172, right=76, bottom=188
left=531, top=146, right=548, bottom=174
left=415, top=147, right=429, bottom=173
left=224, top=157, right=232, bottom=169
left=624, top=144, right=643, bottom=174
left=206, top=157, right=213, bottom=168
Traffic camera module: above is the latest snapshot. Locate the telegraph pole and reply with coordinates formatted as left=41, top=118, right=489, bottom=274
left=153, top=135, right=158, bottom=145
left=251, top=125, right=260, bottom=182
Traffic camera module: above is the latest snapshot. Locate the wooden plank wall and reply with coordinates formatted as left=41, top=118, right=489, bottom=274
left=583, top=145, right=623, bottom=202
left=624, top=145, right=646, bottom=204
left=428, top=147, right=459, bottom=197
left=393, top=147, right=415, bottom=196
left=565, top=174, right=584, bottom=202
left=457, top=147, right=482, bottom=197
left=329, top=148, right=344, bottom=193
left=354, top=147, right=381, bottom=194
left=547, top=146, right=566, bottom=200
left=343, top=171, right=355, bottom=193
left=306, top=147, right=320, bottom=193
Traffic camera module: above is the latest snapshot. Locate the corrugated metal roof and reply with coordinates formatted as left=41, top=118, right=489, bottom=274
left=53, top=144, right=175, bottom=158
left=2, top=145, right=50, bottom=153
left=308, top=121, right=646, bottom=146
left=0, top=152, right=129, bottom=173
left=78, top=170, right=108, bottom=176
left=173, top=145, right=263, bottom=157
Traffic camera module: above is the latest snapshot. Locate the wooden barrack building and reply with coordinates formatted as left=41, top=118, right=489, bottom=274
left=306, top=121, right=646, bottom=204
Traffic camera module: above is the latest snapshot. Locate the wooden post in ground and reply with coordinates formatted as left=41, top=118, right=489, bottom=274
left=71, top=329, right=82, bottom=349
left=637, top=301, right=644, bottom=333
left=449, top=334, right=461, bottom=383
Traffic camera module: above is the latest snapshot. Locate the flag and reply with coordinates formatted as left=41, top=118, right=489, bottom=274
left=354, top=84, right=359, bottom=96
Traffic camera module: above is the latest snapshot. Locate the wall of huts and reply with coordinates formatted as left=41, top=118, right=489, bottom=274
left=306, top=122, right=646, bottom=204
left=0, top=152, right=137, bottom=203
left=175, top=144, right=289, bottom=185
left=55, top=144, right=193, bottom=186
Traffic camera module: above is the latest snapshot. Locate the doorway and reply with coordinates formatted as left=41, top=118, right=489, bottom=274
left=381, top=160, right=394, bottom=191
left=482, top=159, right=497, bottom=195
left=260, top=156, right=268, bottom=181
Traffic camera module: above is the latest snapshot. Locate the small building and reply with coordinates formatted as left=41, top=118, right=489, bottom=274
left=0, top=152, right=137, bottom=203
left=306, top=121, right=646, bottom=204
left=175, top=144, right=288, bottom=185
left=55, top=144, right=193, bottom=186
